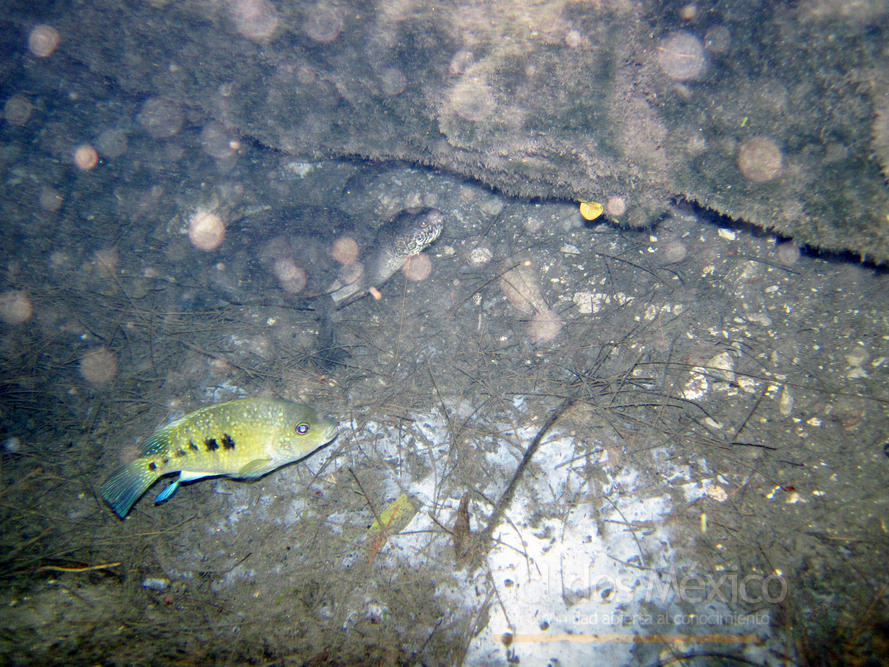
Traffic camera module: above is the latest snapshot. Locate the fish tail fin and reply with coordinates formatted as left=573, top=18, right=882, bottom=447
left=329, top=280, right=364, bottom=308
left=100, top=458, right=160, bottom=518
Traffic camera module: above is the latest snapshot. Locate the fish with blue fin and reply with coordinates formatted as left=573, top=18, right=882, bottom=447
left=100, top=398, right=337, bottom=518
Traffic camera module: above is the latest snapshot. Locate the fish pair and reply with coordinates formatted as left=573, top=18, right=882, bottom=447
left=100, top=398, right=337, bottom=518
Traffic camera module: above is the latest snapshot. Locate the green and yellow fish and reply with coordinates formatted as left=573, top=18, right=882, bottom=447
left=101, top=398, right=337, bottom=518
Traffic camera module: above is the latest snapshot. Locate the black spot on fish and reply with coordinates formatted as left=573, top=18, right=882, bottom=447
left=162, top=457, right=169, bottom=465
left=222, top=433, right=236, bottom=450
left=148, top=462, right=157, bottom=471
left=189, top=440, right=199, bottom=451
left=174, top=449, right=186, bottom=457
left=205, top=437, right=219, bottom=452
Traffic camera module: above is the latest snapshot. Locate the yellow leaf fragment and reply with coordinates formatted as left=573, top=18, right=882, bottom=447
left=367, top=492, right=417, bottom=536
left=579, top=200, right=604, bottom=221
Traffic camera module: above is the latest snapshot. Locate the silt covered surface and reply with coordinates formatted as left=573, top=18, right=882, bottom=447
left=1, top=2, right=889, bottom=667
left=3, top=0, right=889, bottom=259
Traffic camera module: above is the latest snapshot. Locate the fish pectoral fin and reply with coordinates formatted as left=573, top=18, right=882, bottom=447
left=237, top=458, right=274, bottom=478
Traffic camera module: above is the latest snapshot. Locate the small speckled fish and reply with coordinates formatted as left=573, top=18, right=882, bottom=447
left=329, top=207, right=444, bottom=307
left=101, top=398, right=337, bottom=518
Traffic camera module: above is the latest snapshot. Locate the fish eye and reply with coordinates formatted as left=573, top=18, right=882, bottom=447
left=295, top=422, right=310, bottom=435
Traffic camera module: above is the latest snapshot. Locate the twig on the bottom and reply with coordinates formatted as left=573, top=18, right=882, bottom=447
left=464, top=397, right=577, bottom=566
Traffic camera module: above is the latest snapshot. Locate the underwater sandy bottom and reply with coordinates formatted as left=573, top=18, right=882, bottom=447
left=180, top=399, right=780, bottom=666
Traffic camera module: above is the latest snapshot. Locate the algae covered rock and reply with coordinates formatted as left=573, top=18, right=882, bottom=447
left=7, top=0, right=889, bottom=260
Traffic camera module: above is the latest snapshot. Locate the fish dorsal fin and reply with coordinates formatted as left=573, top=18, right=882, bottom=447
left=238, top=457, right=273, bottom=478
left=139, top=430, right=171, bottom=456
